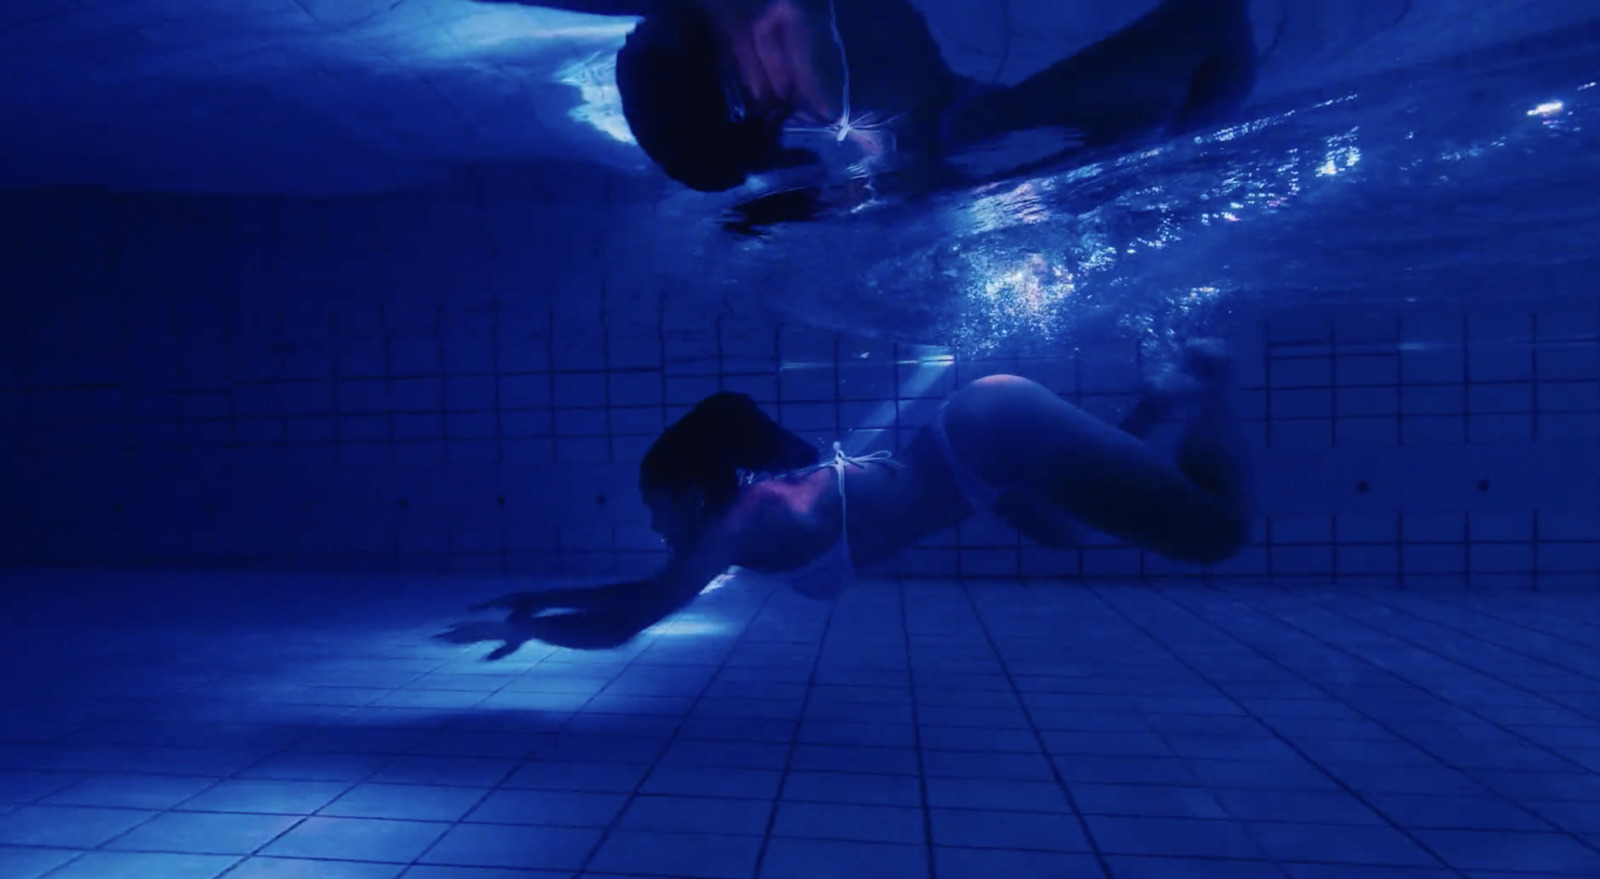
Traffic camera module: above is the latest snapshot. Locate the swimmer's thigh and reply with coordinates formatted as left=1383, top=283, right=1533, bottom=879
left=944, top=375, right=1247, bottom=563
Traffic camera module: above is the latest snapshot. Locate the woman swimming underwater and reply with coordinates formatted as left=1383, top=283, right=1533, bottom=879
left=462, top=339, right=1252, bottom=651
left=478, top=0, right=1258, bottom=192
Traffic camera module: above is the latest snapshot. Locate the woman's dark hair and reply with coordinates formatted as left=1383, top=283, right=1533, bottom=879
left=640, top=391, right=820, bottom=514
left=615, top=10, right=818, bottom=192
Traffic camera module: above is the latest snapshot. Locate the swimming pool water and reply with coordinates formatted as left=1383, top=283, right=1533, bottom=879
left=654, top=21, right=1600, bottom=357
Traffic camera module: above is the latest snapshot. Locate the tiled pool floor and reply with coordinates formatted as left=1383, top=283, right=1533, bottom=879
left=1, top=570, right=1598, bottom=878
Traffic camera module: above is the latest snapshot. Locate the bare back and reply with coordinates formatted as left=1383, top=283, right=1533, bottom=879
left=722, top=433, right=973, bottom=574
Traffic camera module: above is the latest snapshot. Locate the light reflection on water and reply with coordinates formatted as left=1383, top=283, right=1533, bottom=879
left=655, top=34, right=1600, bottom=358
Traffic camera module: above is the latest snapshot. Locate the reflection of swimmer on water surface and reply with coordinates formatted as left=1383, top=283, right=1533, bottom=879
left=479, top=0, right=1258, bottom=193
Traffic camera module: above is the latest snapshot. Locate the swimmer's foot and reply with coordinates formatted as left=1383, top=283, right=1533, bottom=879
left=1122, top=338, right=1232, bottom=439
left=1123, top=368, right=1201, bottom=439
left=1183, top=337, right=1233, bottom=382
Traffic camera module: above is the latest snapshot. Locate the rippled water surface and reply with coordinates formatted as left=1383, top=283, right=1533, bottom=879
left=655, top=26, right=1600, bottom=355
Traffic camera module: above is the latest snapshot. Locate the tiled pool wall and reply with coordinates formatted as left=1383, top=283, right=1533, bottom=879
left=2, top=188, right=1597, bottom=588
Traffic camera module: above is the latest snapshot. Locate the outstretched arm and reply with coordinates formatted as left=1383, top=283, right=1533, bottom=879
left=493, top=539, right=735, bottom=649
left=477, top=581, right=659, bottom=619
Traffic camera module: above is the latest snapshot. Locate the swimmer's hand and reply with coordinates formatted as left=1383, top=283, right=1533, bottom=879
left=435, top=612, right=641, bottom=657
left=465, top=547, right=726, bottom=652
left=471, top=580, right=653, bottom=621
left=521, top=610, right=647, bottom=650
left=435, top=618, right=541, bottom=660
left=470, top=591, right=553, bottom=621
left=448, top=584, right=653, bottom=656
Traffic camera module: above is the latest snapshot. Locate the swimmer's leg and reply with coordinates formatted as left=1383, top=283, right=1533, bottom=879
left=1169, top=339, right=1254, bottom=535
left=944, top=340, right=1253, bottom=564
left=942, top=0, right=1256, bottom=150
left=990, top=367, right=1201, bottom=549
left=1116, top=363, right=1203, bottom=439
